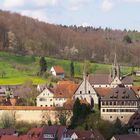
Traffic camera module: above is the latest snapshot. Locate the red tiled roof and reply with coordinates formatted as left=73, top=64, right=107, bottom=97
left=0, top=135, right=20, bottom=140
left=65, top=129, right=105, bottom=140
left=27, top=127, right=43, bottom=136
left=39, top=125, right=66, bottom=140
left=52, top=66, right=64, bottom=74
left=95, top=88, right=111, bottom=97
left=63, top=99, right=75, bottom=108
left=132, top=86, right=140, bottom=93
left=113, top=134, right=140, bottom=140
left=52, top=81, right=78, bottom=98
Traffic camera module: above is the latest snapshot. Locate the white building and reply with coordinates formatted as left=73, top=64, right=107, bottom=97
left=50, top=66, right=65, bottom=78
left=36, top=81, right=77, bottom=107
left=88, top=54, right=133, bottom=88
left=73, top=75, right=99, bottom=106
left=100, top=85, right=139, bottom=124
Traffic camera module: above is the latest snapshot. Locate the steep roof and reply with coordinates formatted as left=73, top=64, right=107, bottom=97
left=95, top=88, right=111, bottom=97
left=52, top=81, right=78, bottom=98
left=88, top=74, right=133, bottom=85
left=0, top=135, right=20, bottom=140
left=88, top=74, right=111, bottom=85
left=121, top=76, right=133, bottom=84
left=52, top=66, right=64, bottom=74
left=113, top=134, right=140, bottom=140
left=102, top=85, right=138, bottom=101
left=0, top=128, right=16, bottom=136
left=128, top=110, right=140, bottom=129
left=39, top=125, right=66, bottom=140
left=64, top=129, right=105, bottom=140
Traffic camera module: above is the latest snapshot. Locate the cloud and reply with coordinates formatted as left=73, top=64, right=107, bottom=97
left=21, top=10, right=48, bottom=22
left=2, top=0, right=25, bottom=8
left=124, top=0, right=140, bottom=2
left=101, top=0, right=113, bottom=12
left=69, top=0, right=90, bottom=11
left=33, top=0, right=58, bottom=7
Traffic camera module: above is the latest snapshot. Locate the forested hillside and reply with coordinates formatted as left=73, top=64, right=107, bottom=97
left=0, top=10, right=140, bottom=65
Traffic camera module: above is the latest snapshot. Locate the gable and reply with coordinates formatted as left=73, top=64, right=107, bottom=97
left=71, top=132, right=78, bottom=139
left=74, top=79, right=97, bottom=95
left=111, top=76, right=122, bottom=85
left=37, top=88, right=54, bottom=98
left=51, top=66, right=64, bottom=74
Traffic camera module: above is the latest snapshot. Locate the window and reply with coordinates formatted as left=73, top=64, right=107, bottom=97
left=88, top=90, right=90, bottom=94
left=103, top=109, right=105, bottom=112
left=50, top=99, right=52, bottom=101
left=43, top=134, right=54, bottom=138
left=110, top=116, right=112, bottom=118
left=40, top=105, right=43, bottom=107
left=80, top=91, right=82, bottom=94
left=110, top=102, right=112, bottom=105
left=121, top=116, right=123, bottom=118
left=45, top=105, right=47, bottom=107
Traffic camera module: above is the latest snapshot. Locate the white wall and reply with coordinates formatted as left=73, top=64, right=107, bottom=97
left=74, top=79, right=99, bottom=104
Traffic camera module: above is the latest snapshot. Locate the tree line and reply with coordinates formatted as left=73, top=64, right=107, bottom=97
left=0, top=10, right=140, bottom=66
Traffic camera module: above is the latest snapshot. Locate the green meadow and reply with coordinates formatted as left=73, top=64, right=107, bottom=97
left=0, top=51, right=139, bottom=85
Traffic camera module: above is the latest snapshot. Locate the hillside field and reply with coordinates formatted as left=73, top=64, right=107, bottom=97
left=0, top=51, right=139, bottom=85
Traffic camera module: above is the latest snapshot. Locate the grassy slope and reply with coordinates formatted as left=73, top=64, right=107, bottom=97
left=0, top=51, right=138, bottom=85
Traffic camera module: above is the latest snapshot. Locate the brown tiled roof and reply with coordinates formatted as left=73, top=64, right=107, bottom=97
left=88, top=74, right=111, bottom=85
left=39, top=125, right=66, bottom=140
left=88, top=74, right=133, bottom=85
left=102, top=85, right=138, bottom=101
left=63, top=99, right=75, bottom=108
left=52, top=81, right=78, bottom=98
left=121, top=76, right=133, bottom=84
left=113, top=134, right=140, bottom=140
left=132, top=86, right=140, bottom=93
left=52, top=66, right=64, bottom=74
left=128, top=110, right=140, bottom=129
left=95, top=88, right=111, bottom=97
left=64, top=129, right=105, bottom=140
left=27, top=127, right=43, bottom=137
left=0, top=135, right=20, bottom=140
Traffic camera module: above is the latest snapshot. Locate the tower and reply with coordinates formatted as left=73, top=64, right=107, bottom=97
left=111, top=53, right=120, bottom=79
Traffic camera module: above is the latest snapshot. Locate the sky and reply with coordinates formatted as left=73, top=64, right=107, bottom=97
left=0, top=0, right=140, bottom=31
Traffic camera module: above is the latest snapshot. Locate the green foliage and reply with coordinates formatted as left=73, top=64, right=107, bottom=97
left=39, top=57, right=47, bottom=75
left=15, top=121, right=39, bottom=135
left=48, top=120, right=52, bottom=126
left=70, top=98, right=91, bottom=128
left=0, top=51, right=138, bottom=85
left=70, top=61, right=74, bottom=77
left=16, top=80, right=38, bottom=106
left=123, top=35, right=132, bottom=43
left=0, top=111, right=16, bottom=128
left=75, top=111, right=128, bottom=140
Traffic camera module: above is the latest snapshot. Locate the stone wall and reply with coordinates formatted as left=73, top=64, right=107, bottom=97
left=0, top=106, right=72, bottom=124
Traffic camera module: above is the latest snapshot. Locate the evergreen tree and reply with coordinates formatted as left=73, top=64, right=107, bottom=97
left=39, top=57, right=47, bottom=75
left=70, top=61, right=74, bottom=77
left=48, top=120, right=52, bottom=126
left=70, top=98, right=91, bottom=128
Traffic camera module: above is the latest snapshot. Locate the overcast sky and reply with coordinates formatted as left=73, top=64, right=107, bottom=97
left=0, top=0, right=140, bottom=31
